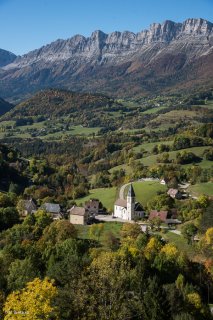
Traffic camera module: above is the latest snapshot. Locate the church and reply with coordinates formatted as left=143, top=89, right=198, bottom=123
left=113, top=184, right=144, bottom=221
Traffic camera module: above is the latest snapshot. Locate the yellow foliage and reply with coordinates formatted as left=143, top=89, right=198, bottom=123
left=205, top=227, right=213, bottom=247
left=120, top=223, right=141, bottom=241
left=3, top=277, right=59, bottom=320
left=119, top=241, right=139, bottom=258
left=160, top=243, right=179, bottom=260
left=144, top=237, right=162, bottom=260
left=187, top=292, right=202, bottom=309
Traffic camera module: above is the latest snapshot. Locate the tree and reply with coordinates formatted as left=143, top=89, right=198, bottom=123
left=144, top=237, right=162, bottom=261
left=8, top=183, right=20, bottom=195
left=181, top=223, right=198, bottom=244
left=0, top=207, right=19, bottom=231
left=173, top=136, right=191, bottom=150
left=0, top=193, right=13, bottom=208
left=75, top=252, right=132, bottom=320
left=120, top=223, right=141, bottom=241
left=141, top=276, right=171, bottom=320
left=89, top=223, right=104, bottom=242
left=4, top=278, right=59, bottom=320
left=33, top=210, right=53, bottom=237
left=205, top=227, right=213, bottom=247
left=104, top=231, right=119, bottom=251
left=6, top=258, right=40, bottom=291
left=197, top=195, right=209, bottom=209
left=147, top=194, right=174, bottom=211
left=152, top=217, right=162, bottom=231
left=199, top=201, right=213, bottom=233
left=173, top=313, right=194, bottom=320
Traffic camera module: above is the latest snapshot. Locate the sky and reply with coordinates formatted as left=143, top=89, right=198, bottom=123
left=0, top=0, right=213, bottom=55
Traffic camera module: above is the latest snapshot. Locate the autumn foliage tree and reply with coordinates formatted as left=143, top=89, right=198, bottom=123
left=4, top=278, right=59, bottom=320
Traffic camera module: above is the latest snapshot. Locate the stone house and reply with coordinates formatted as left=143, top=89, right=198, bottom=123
left=68, top=206, right=89, bottom=225
left=41, top=203, right=62, bottom=220
left=21, top=199, right=37, bottom=216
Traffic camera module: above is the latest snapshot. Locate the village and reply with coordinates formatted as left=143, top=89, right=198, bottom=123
left=19, top=180, right=189, bottom=233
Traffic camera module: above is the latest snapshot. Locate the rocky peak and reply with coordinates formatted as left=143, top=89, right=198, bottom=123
left=0, top=49, right=16, bottom=67
left=91, top=30, right=107, bottom=41
left=2, top=17, right=213, bottom=70
left=181, top=18, right=213, bottom=35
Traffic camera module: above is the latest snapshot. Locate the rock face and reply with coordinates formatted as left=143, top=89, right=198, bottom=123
left=1, top=18, right=213, bottom=99
left=0, top=49, right=16, bottom=67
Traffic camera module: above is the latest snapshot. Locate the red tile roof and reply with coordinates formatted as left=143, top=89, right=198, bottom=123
left=149, top=210, right=168, bottom=222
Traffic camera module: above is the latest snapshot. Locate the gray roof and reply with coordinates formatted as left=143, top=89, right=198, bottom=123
left=42, top=203, right=61, bottom=213
left=127, top=184, right=135, bottom=198
left=24, top=199, right=37, bottom=211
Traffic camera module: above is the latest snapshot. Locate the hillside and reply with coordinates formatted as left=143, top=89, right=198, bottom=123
left=0, top=18, right=213, bottom=100
left=1, top=89, right=113, bottom=119
left=0, top=97, right=14, bottom=116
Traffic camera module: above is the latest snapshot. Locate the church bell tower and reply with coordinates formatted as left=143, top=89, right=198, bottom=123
left=127, top=184, right=135, bottom=220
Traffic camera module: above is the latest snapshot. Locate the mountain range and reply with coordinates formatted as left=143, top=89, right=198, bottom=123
left=0, top=18, right=213, bottom=101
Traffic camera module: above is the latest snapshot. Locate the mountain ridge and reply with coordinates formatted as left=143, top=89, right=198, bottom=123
left=0, top=18, right=213, bottom=100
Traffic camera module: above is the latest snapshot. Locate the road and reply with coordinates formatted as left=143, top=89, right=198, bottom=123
left=119, top=182, right=131, bottom=199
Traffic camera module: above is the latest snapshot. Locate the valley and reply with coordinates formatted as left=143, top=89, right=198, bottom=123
left=0, top=13, right=212, bottom=320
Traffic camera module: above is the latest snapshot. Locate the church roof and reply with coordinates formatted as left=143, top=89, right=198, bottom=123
left=134, top=202, right=144, bottom=212
left=115, top=199, right=127, bottom=208
left=127, top=184, right=135, bottom=197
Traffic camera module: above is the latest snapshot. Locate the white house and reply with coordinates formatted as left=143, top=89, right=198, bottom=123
left=113, top=184, right=144, bottom=221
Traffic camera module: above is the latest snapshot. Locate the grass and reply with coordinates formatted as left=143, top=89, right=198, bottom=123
left=188, top=182, right=213, bottom=197
left=0, top=119, right=101, bottom=140
left=109, top=164, right=132, bottom=175
left=133, top=141, right=173, bottom=154
left=139, top=146, right=210, bottom=166
left=76, top=187, right=118, bottom=212
left=194, top=101, right=213, bottom=110
left=124, top=181, right=167, bottom=206
left=0, top=120, right=16, bottom=127
left=76, top=221, right=123, bottom=242
left=68, top=125, right=101, bottom=136
left=76, top=181, right=167, bottom=213
left=162, top=231, right=197, bottom=259
left=142, top=106, right=167, bottom=114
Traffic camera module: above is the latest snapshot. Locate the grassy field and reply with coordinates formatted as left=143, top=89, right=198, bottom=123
left=0, top=122, right=101, bottom=140
left=151, top=109, right=199, bottom=124
left=124, top=181, right=167, bottom=206
left=109, top=163, right=132, bottom=175
left=188, top=182, right=213, bottom=197
left=76, top=187, right=118, bottom=212
left=162, top=231, right=197, bottom=259
left=133, top=141, right=173, bottom=154
left=139, top=146, right=209, bottom=166
left=142, top=106, right=167, bottom=114
left=194, top=101, right=213, bottom=110
left=76, top=221, right=123, bottom=242
left=76, top=180, right=166, bottom=212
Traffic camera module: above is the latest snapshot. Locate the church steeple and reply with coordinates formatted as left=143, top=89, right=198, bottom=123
left=127, top=184, right=135, bottom=220
left=127, top=184, right=135, bottom=198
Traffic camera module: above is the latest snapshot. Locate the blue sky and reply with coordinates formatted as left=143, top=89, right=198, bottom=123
left=0, top=0, right=213, bottom=55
